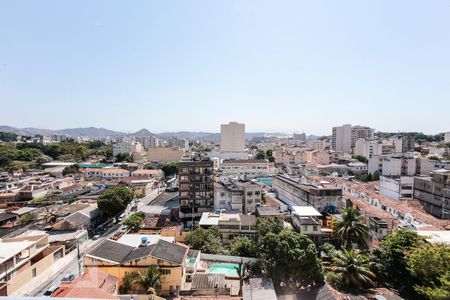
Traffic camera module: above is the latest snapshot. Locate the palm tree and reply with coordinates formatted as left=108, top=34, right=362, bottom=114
left=333, top=206, right=368, bottom=248
left=331, top=249, right=375, bottom=290
left=119, top=271, right=138, bottom=294
left=132, top=265, right=161, bottom=295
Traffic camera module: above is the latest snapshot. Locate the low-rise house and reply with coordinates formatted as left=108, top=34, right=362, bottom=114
left=0, top=232, right=65, bottom=295
left=255, top=206, right=283, bottom=218
left=290, top=206, right=332, bottom=242
left=199, top=212, right=256, bottom=243
left=81, top=168, right=130, bottom=179
left=131, top=169, right=164, bottom=180
left=52, top=205, right=101, bottom=231
left=84, top=238, right=188, bottom=297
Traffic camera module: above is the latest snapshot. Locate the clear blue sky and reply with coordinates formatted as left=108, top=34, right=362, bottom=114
left=0, top=0, right=449, bottom=135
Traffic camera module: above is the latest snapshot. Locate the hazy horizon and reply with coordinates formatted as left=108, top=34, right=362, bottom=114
left=1, top=1, right=449, bottom=135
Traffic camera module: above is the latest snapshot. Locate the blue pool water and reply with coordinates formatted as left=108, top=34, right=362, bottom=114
left=207, top=263, right=240, bottom=276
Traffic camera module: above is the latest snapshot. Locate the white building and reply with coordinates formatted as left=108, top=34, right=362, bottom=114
left=112, top=141, right=143, bottom=157
left=445, top=132, right=450, bottom=143
left=379, top=176, right=414, bottom=200
left=354, top=138, right=396, bottom=158
left=167, top=137, right=189, bottom=150
left=220, top=122, right=246, bottom=152
left=135, top=136, right=159, bottom=148
left=332, top=124, right=352, bottom=152
left=219, top=159, right=272, bottom=179
left=381, top=153, right=416, bottom=176
left=214, top=179, right=261, bottom=214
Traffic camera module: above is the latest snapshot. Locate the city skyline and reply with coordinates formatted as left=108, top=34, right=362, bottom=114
left=1, top=0, right=449, bottom=134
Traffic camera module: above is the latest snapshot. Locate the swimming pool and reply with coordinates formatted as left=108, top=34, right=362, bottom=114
left=207, top=263, right=240, bottom=276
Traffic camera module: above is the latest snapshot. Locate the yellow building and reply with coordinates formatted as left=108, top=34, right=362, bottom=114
left=84, top=238, right=188, bottom=297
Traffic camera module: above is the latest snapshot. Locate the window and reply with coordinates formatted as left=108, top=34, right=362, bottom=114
left=247, top=191, right=253, bottom=196
left=160, top=269, right=171, bottom=275
left=32, top=268, right=37, bottom=277
left=313, top=225, right=318, bottom=231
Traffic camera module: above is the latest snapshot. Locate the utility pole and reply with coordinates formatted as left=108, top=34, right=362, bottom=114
left=76, top=239, right=81, bottom=276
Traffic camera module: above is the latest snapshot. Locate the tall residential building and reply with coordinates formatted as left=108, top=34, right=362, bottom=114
left=167, top=137, right=189, bottom=150
left=135, top=136, right=159, bottom=148
left=178, top=156, right=214, bottom=226
left=332, top=124, right=352, bottom=152
left=112, top=140, right=143, bottom=157
left=351, top=126, right=375, bottom=147
left=293, top=133, right=306, bottom=141
left=414, top=169, right=450, bottom=220
left=220, top=122, right=245, bottom=152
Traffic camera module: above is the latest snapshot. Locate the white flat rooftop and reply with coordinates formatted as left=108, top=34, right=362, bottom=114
left=417, top=230, right=450, bottom=245
left=291, top=206, right=322, bottom=217
left=199, top=212, right=219, bottom=226
left=0, top=241, right=34, bottom=264
left=116, top=234, right=175, bottom=247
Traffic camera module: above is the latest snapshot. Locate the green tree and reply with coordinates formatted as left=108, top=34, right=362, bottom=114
left=0, top=132, right=17, bottom=142
left=115, top=152, right=132, bottom=162
left=132, top=265, right=162, bottom=295
left=332, top=206, right=368, bottom=248
left=256, top=217, right=284, bottom=240
left=229, top=236, right=257, bottom=257
left=97, top=186, right=133, bottom=219
left=161, top=162, right=178, bottom=177
left=119, top=272, right=137, bottom=294
left=62, top=164, right=80, bottom=176
left=18, top=212, right=37, bottom=224
left=255, top=150, right=267, bottom=160
left=259, top=229, right=324, bottom=289
left=352, top=155, right=368, bottom=163
left=123, top=212, right=145, bottom=232
left=366, top=173, right=373, bottom=181
left=373, top=229, right=424, bottom=297
left=407, top=243, right=450, bottom=300
left=186, top=226, right=224, bottom=254
left=329, top=249, right=375, bottom=291
left=372, top=170, right=380, bottom=180
left=87, top=140, right=106, bottom=149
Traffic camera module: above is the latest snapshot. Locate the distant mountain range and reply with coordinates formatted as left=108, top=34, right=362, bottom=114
left=0, top=125, right=298, bottom=140
left=0, top=126, right=126, bottom=137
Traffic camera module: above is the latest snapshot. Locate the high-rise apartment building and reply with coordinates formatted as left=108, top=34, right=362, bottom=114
left=351, top=126, right=374, bottom=147
left=332, top=124, right=352, bottom=152
left=332, top=124, right=374, bottom=153
left=445, top=132, right=450, bottom=143
left=178, top=155, right=214, bottom=226
left=293, top=133, right=306, bottom=141
left=220, top=122, right=245, bottom=152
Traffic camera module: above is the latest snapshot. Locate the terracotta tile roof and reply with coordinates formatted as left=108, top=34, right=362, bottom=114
left=310, top=176, right=450, bottom=230
left=52, top=268, right=118, bottom=299
left=131, top=169, right=164, bottom=176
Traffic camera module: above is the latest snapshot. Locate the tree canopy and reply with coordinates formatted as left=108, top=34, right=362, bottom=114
left=123, top=212, right=145, bottom=232
left=185, top=226, right=224, bottom=254
left=97, top=186, right=134, bottom=219
left=332, top=206, right=368, bottom=248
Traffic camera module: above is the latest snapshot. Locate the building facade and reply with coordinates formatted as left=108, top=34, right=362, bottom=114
left=178, top=157, right=215, bottom=225
left=379, top=175, right=414, bottom=200
left=214, top=179, right=261, bottom=214
left=219, top=159, right=271, bottom=179
left=220, top=122, right=245, bottom=152
left=272, top=175, right=342, bottom=213
left=332, top=124, right=352, bottom=152
left=414, top=170, right=450, bottom=220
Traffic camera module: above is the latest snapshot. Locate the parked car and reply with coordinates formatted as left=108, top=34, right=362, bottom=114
left=92, top=234, right=101, bottom=240
left=43, top=285, right=59, bottom=296
left=62, top=273, right=75, bottom=282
